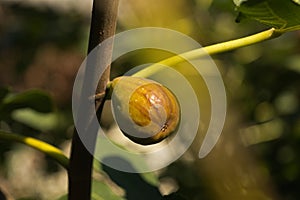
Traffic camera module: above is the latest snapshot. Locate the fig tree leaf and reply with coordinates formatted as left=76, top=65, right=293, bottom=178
left=11, top=108, right=59, bottom=131
left=92, top=179, right=125, bottom=200
left=235, top=0, right=300, bottom=32
left=101, top=158, right=162, bottom=200
left=0, top=90, right=53, bottom=118
left=57, top=179, right=125, bottom=200
left=56, top=194, right=67, bottom=200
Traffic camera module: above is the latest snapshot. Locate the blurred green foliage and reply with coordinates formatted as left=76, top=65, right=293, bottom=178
left=0, top=0, right=299, bottom=200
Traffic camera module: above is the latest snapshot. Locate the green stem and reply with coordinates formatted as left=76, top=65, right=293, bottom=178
left=132, top=28, right=281, bottom=78
left=0, top=130, right=69, bottom=169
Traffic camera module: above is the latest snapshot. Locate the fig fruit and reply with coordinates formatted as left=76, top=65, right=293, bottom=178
left=110, top=76, right=180, bottom=145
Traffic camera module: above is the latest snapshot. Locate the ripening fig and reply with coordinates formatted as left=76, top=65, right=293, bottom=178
left=110, top=76, right=180, bottom=145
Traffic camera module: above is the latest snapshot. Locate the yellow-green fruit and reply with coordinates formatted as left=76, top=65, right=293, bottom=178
left=110, top=76, right=180, bottom=145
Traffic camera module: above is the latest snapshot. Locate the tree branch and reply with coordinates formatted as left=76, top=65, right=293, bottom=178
left=68, top=1, right=119, bottom=200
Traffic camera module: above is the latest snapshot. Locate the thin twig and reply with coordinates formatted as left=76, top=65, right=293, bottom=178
left=0, top=130, right=69, bottom=169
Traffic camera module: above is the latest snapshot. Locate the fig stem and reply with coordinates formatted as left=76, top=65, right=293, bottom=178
left=132, top=28, right=281, bottom=78
left=90, top=92, right=106, bottom=101
left=105, top=28, right=281, bottom=99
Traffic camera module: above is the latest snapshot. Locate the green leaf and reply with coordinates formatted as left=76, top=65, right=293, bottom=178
left=11, top=108, right=60, bottom=131
left=0, top=90, right=53, bottom=118
left=56, top=194, right=67, bottom=200
left=92, top=179, right=125, bottom=200
left=57, top=179, right=125, bottom=200
left=235, top=0, right=300, bottom=32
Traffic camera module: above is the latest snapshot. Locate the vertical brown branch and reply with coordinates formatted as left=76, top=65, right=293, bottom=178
left=68, top=1, right=119, bottom=200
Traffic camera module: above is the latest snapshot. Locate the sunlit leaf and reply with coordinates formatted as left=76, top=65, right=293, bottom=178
left=235, top=0, right=300, bottom=32
left=11, top=108, right=59, bottom=131
left=292, top=0, right=300, bottom=6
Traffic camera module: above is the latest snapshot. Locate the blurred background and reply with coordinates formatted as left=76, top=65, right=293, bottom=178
left=0, top=0, right=299, bottom=199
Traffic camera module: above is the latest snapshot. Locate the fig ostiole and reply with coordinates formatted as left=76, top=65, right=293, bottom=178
left=110, top=76, right=180, bottom=145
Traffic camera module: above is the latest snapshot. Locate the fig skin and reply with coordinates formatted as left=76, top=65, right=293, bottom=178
left=110, top=76, right=180, bottom=145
